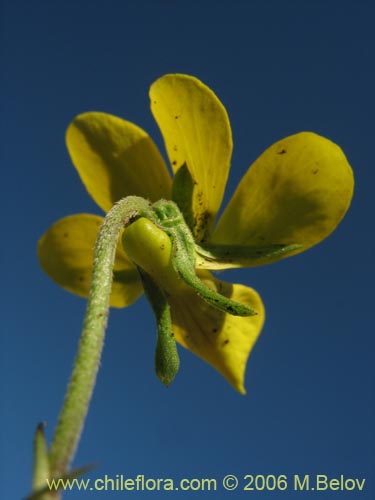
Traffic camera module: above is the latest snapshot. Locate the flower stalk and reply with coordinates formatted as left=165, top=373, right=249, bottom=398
left=47, top=196, right=150, bottom=481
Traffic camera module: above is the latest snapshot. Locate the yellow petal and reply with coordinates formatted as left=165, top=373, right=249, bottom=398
left=122, top=217, right=264, bottom=392
left=212, top=132, right=354, bottom=266
left=150, top=74, right=233, bottom=242
left=38, top=214, right=143, bottom=308
left=66, top=112, right=172, bottom=213
left=169, top=272, right=265, bottom=393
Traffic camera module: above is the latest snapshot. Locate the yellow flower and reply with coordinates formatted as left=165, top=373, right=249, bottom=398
left=38, top=74, right=354, bottom=393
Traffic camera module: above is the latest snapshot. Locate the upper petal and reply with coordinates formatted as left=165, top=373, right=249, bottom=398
left=211, top=132, right=354, bottom=266
left=150, top=74, right=233, bottom=242
left=38, top=214, right=143, bottom=308
left=169, top=271, right=265, bottom=393
left=66, top=112, right=172, bottom=213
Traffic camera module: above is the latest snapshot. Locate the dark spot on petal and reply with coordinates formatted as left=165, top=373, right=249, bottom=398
left=172, top=161, right=177, bottom=166
left=174, top=115, right=180, bottom=120
left=277, top=149, right=287, bottom=155
left=78, top=276, right=84, bottom=282
left=63, top=232, right=69, bottom=238
left=222, top=339, right=230, bottom=346
left=312, top=168, right=319, bottom=175
left=173, top=145, right=178, bottom=152
left=194, top=207, right=213, bottom=241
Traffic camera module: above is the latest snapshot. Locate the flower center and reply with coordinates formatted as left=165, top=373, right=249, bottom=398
left=123, top=199, right=257, bottom=317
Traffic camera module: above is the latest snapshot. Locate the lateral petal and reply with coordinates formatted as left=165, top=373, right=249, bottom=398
left=38, top=214, right=143, bottom=308
left=66, top=112, right=172, bottom=213
left=212, top=132, right=354, bottom=266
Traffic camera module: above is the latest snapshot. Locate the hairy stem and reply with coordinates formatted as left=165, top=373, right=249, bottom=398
left=48, top=196, right=150, bottom=479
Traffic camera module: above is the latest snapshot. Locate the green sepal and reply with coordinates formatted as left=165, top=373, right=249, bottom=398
left=171, top=163, right=195, bottom=232
left=173, top=252, right=257, bottom=316
left=138, top=269, right=180, bottom=387
left=151, top=200, right=258, bottom=317
left=196, top=242, right=303, bottom=265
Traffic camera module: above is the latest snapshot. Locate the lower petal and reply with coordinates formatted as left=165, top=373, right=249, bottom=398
left=38, top=214, right=143, bottom=308
left=169, top=271, right=265, bottom=393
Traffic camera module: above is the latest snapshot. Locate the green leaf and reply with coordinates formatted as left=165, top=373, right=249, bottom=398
left=26, top=463, right=94, bottom=500
left=32, top=423, right=50, bottom=494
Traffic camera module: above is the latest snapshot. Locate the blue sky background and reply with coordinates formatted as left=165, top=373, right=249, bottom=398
left=1, top=0, right=374, bottom=498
